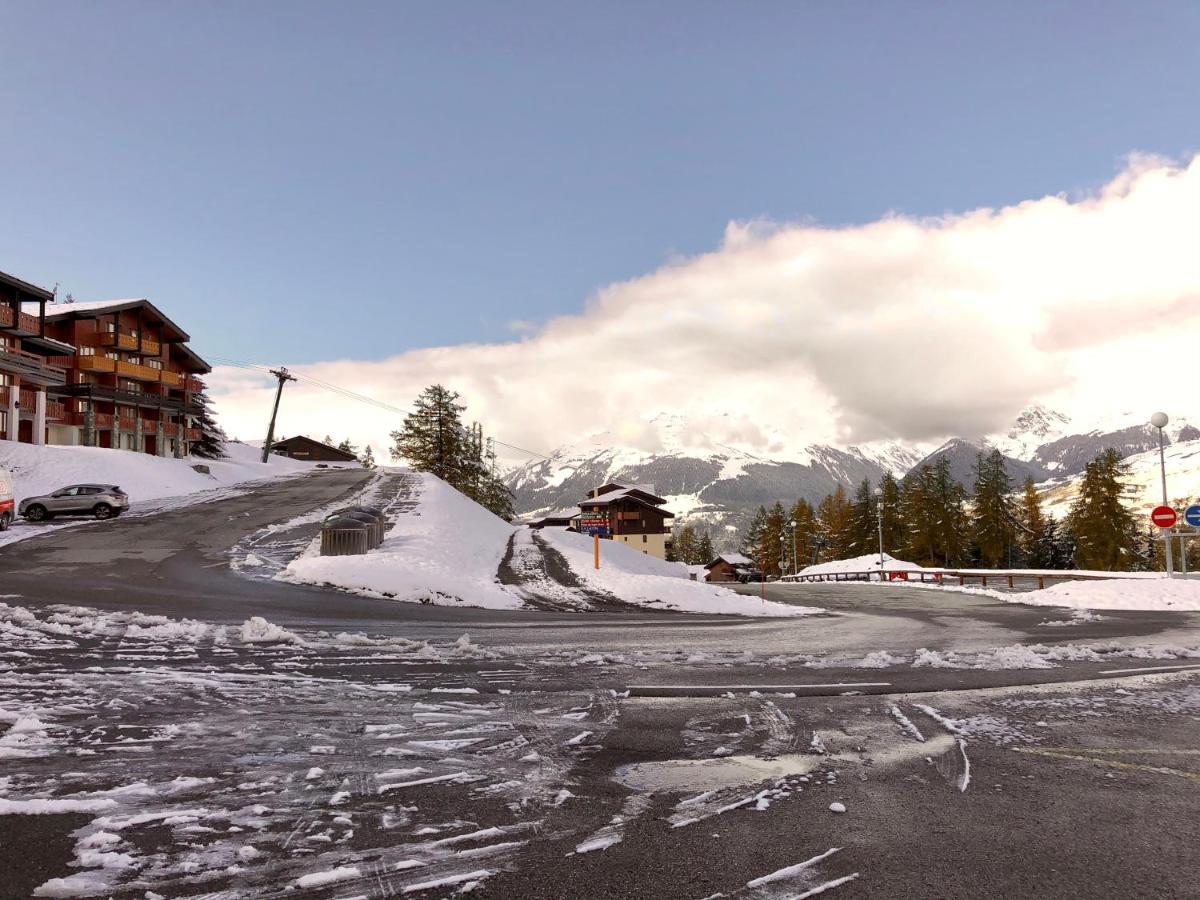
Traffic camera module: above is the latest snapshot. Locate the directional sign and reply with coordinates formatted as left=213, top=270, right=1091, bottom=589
left=582, top=526, right=610, bottom=537
left=1185, top=505, right=1200, bottom=528
left=1151, top=505, right=1178, bottom=528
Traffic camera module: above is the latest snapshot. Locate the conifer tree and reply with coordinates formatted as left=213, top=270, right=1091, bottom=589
left=848, top=478, right=877, bottom=556
left=697, top=530, right=715, bottom=565
left=673, top=524, right=698, bottom=565
left=360, top=445, right=376, bottom=469
left=1065, top=449, right=1139, bottom=570
left=190, top=392, right=227, bottom=460
left=878, top=472, right=903, bottom=553
left=788, top=498, right=818, bottom=568
left=816, top=485, right=854, bottom=559
left=740, top=506, right=768, bottom=562
left=970, top=449, right=1016, bottom=567
left=390, top=385, right=470, bottom=485
left=762, top=502, right=788, bottom=576
left=338, top=438, right=358, bottom=457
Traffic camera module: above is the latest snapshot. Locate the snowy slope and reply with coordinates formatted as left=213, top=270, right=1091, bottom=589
left=0, top=439, right=322, bottom=507
left=794, top=553, right=926, bottom=578
left=284, top=471, right=523, bottom=609
left=539, top=527, right=818, bottom=617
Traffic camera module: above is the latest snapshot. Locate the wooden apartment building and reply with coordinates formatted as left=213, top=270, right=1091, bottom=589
left=41, top=299, right=211, bottom=457
left=0, top=271, right=74, bottom=444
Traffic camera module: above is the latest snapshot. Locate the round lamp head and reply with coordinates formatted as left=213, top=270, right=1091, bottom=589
left=874, top=487, right=883, bottom=497
left=1151, top=411, right=1169, bottom=429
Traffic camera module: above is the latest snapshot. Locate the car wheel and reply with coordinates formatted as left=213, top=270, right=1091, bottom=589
left=0, top=513, right=10, bottom=532
left=93, top=504, right=114, bottom=520
left=24, top=504, right=46, bottom=522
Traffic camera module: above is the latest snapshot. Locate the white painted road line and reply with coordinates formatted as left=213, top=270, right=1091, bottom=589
left=1098, top=663, right=1200, bottom=676
left=627, top=683, right=891, bottom=697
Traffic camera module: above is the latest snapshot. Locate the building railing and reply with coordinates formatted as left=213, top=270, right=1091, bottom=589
left=99, top=331, right=161, bottom=356
left=115, top=360, right=165, bottom=382
left=184, top=375, right=204, bottom=392
left=160, top=370, right=183, bottom=387
left=185, top=427, right=202, bottom=441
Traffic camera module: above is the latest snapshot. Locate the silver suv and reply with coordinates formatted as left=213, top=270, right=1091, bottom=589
left=20, top=484, right=130, bottom=521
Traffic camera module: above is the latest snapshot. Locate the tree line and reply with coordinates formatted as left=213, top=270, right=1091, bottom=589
left=388, top=384, right=515, bottom=519
left=667, top=522, right=715, bottom=565
left=739, top=447, right=1175, bottom=575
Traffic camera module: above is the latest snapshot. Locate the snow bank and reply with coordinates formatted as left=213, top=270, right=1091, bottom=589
left=793, top=553, right=925, bottom=578
left=283, top=472, right=522, bottom=609
left=1017, top=577, right=1200, bottom=612
left=0, top=439, right=318, bottom=505
left=540, top=528, right=819, bottom=617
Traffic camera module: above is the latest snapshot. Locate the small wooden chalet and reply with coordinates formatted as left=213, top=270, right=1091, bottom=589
left=525, top=508, right=578, bottom=529
left=271, top=435, right=358, bottom=463
left=703, top=552, right=754, bottom=583
left=578, top=482, right=674, bottom=559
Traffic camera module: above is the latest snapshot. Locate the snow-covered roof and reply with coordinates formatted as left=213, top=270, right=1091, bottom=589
left=527, top=507, right=578, bottom=523
left=44, top=298, right=148, bottom=315
left=707, top=552, right=752, bottom=568
left=579, top=483, right=667, bottom=507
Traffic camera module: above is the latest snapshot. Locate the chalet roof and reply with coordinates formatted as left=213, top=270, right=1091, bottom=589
left=44, top=298, right=192, bottom=344
left=0, top=269, right=55, bottom=302
left=271, top=435, right=359, bottom=461
left=705, top=553, right=753, bottom=569
left=578, top=483, right=667, bottom=507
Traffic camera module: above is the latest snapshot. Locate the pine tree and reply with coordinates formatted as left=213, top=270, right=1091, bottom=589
left=323, top=434, right=335, bottom=447
left=390, top=385, right=470, bottom=486
left=788, top=498, right=818, bottom=568
left=360, top=445, right=376, bottom=470
left=970, top=449, right=1016, bottom=567
left=901, top=461, right=967, bottom=566
left=1065, top=449, right=1139, bottom=570
left=878, top=472, right=903, bottom=554
left=337, top=438, right=358, bottom=457
left=697, top=530, right=715, bottom=565
left=816, top=485, right=854, bottom=560
left=848, top=478, right=877, bottom=556
left=762, top=502, right=787, bottom=577
left=740, top=507, right=768, bottom=568
left=190, top=392, right=227, bottom=460
left=673, top=524, right=698, bottom=565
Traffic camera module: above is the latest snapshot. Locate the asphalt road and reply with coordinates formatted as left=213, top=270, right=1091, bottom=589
left=1, top=472, right=1198, bottom=898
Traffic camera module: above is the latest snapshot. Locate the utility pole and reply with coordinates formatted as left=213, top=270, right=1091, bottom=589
left=874, top=486, right=885, bottom=579
left=261, top=367, right=297, bottom=463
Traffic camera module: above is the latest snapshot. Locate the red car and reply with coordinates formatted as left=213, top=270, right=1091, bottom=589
left=0, top=465, right=13, bottom=532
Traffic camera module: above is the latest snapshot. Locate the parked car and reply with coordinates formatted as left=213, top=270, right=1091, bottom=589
left=19, top=484, right=129, bottom=521
left=737, top=570, right=766, bottom=583
left=0, top=466, right=13, bottom=532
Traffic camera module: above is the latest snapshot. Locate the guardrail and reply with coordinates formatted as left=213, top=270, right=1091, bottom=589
left=783, top=568, right=1147, bottom=590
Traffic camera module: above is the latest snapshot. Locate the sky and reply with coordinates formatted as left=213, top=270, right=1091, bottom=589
left=2, top=2, right=1199, bottom=462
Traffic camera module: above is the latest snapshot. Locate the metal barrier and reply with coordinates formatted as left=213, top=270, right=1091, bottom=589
left=320, top=516, right=371, bottom=556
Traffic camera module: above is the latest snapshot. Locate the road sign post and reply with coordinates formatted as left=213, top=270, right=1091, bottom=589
left=1151, top=506, right=1179, bottom=576
left=594, top=533, right=600, bottom=570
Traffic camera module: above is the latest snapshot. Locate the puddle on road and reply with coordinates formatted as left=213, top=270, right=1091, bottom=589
left=614, top=753, right=823, bottom=792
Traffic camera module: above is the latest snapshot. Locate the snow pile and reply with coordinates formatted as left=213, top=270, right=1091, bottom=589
left=1018, top=577, right=1200, bottom=612
left=239, top=617, right=304, bottom=645
left=283, top=472, right=523, bottom=609
left=539, top=528, right=819, bottom=617
left=794, top=553, right=925, bottom=578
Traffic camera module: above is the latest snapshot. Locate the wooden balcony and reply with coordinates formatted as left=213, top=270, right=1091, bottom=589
left=99, top=331, right=161, bottom=356
left=185, top=428, right=202, bottom=441
left=159, top=370, right=183, bottom=388
left=0, top=345, right=66, bottom=387
left=0, top=306, right=43, bottom=335
left=66, top=355, right=118, bottom=374
left=115, top=360, right=163, bottom=382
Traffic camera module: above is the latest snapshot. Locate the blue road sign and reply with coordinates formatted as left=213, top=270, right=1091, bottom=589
left=583, top=526, right=610, bottom=537
left=1185, top=505, right=1200, bottom=528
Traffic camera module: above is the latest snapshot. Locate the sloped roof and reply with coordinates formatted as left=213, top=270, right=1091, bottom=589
left=44, top=298, right=192, bottom=343
left=271, top=435, right=358, bottom=461
left=705, top=553, right=753, bottom=569
left=578, top=483, right=667, bottom=507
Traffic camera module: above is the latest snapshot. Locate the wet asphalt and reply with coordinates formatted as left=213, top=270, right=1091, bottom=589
left=1, top=471, right=1199, bottom=898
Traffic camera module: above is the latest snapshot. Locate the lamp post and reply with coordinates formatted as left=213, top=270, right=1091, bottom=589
left=1151, top=411, right=1174, bottom=578
left=874, top=486, right=885, bottom=580
left=788, top=519, right=797, bottom=579
left=779, top=534, right=788, bottom=578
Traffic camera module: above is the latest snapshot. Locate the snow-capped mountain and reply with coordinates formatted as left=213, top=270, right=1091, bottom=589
left=505, top=406, right=1200, bottom=537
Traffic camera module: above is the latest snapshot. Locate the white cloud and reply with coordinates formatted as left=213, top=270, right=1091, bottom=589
left=208, top=153, right=1200, bottom=462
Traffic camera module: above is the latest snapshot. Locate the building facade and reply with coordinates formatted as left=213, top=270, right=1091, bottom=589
left=41, top=299, right=211, bottom=457
left=703, top=553, right=753, bottom=582
left=578, top=482, right=674, bottom=559
left=0, top=271, right=73, bottom=445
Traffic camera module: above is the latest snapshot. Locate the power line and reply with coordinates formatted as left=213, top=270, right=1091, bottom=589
left=208, top=354, right=554, bottom=460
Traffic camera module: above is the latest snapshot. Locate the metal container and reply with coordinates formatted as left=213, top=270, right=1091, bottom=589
left=320, top=516, right=370, bottom=556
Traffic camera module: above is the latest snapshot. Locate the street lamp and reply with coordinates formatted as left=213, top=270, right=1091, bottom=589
left=788, top=519, right=797, bottom=579
left=780, top=534, right=787, bottom=577
left=873, top=486, right=885, bottom=580
left=1151, top=412, right=1174, bottom=578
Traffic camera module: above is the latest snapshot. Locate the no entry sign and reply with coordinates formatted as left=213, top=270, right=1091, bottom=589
left=1151, top=505, right=1178, bottom=528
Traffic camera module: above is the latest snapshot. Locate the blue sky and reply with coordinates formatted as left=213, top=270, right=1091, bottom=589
left=1, top=1, right=1197, bottom=368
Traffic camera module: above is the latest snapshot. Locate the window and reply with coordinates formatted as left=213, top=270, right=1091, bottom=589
left=79, top=345, right=95, bottom=356
left=0, top=372, right=10, bottom=387
left=147, top=359, right=163, bottom=370
left=128, top=357, right=141, bottom=365
left=105, top=352, right=119, bottom=361
left=104, top=322, right=117, bottom=334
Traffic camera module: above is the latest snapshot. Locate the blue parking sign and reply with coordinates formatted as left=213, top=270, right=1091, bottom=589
left=1185, top=505, right=1200, bottom=528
